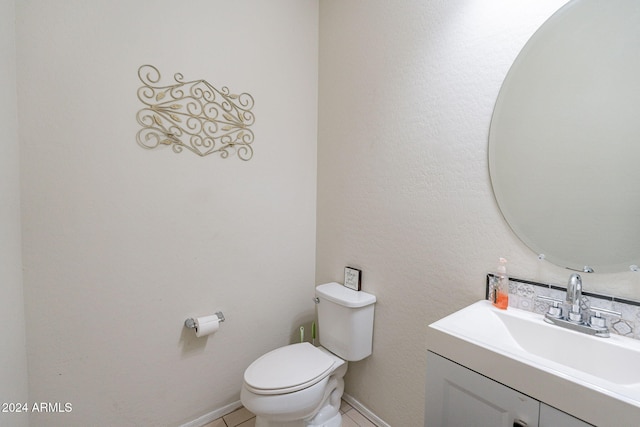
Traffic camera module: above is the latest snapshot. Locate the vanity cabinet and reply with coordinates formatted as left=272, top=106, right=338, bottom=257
left=426, top=352, right=592, bottom=427
left=539, top=404, right=591, bottom=427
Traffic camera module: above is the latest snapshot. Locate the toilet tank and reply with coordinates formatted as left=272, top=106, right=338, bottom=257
left=315, top=282, right=376, bottom=362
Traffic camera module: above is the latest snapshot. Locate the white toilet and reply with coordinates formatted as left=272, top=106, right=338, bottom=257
left=240, top=282, right=376, bottom=427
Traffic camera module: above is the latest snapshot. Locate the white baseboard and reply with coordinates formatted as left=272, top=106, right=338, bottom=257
left=342, top=393, right=390, bottom=427
left=179, top=400, right=243, bottom=427
left=180, top=394, right=389, bottom=427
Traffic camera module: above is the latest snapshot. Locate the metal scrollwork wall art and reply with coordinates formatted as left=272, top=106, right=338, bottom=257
left=136, top=65, right=255, bottom=160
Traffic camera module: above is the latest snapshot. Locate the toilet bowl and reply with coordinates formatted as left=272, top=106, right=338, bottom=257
left=240, top=343, right=347, bottom=427
left=240, top=283, right=376, bottom=427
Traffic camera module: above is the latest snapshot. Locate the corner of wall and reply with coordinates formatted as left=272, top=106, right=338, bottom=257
left=0, top=1, right=29, bottom=426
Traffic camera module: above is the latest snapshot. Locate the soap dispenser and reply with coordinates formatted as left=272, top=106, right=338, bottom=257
left=491, top=257, right=509, bottom=309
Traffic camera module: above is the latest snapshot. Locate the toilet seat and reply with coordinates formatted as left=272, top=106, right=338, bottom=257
left=244, top=343, right=336, bottom=395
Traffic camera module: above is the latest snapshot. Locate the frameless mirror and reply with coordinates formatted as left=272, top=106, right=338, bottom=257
left=489, top=0, right=640, bottom=273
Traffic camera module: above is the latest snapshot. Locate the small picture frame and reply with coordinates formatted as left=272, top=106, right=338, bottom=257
left=344, top=267, right=362, bottom=291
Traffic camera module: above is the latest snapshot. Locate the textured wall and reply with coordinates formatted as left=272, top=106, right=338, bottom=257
left=317, top=1, right=640, bottom=425
left=11, top=1, right=640, bottom=426
left=17, top=1, right=318, bottom=425
left=0, top=1, right=29, bottom=426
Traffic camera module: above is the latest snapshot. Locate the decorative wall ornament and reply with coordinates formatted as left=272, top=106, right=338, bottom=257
left=136, top=65, right=255, bottom=160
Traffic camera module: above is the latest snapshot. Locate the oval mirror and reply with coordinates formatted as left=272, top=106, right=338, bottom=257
left=489, top=0, right=640, bottom=273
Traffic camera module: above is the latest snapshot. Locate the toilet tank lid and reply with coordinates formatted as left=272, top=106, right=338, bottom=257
left=315, top=282, right=376, bottom=308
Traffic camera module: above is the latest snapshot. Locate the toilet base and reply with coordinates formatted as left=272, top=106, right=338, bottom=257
left=307, top=412, right=341, bottom=427
left=255, top=418, right=305, bottom=427
left=255, top=413, right=341, bottom=427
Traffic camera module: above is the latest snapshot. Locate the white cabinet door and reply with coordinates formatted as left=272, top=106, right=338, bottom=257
left=426, top=352, right=540, bottom=427
left=540, top=403, right=592, bottom=427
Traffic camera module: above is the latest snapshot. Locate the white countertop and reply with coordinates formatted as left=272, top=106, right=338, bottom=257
left=427, top=300, right=640, bottom=427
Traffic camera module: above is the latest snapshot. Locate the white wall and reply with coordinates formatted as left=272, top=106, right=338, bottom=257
left=0, top=1, right=29, bottom=426
left=317, top=0, right=640, bottom=425
left=16, top=1, right=318, bottom=425
left=11, top=1, right=640, bottom=426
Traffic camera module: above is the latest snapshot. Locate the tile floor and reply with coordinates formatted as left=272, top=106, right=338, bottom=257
left=203, top=399, right=377, bottom=427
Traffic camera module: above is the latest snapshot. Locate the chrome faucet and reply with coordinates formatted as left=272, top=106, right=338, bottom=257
left=565, top=273, right=583, bottom=322
left=537, top=273, right=621, bottom=338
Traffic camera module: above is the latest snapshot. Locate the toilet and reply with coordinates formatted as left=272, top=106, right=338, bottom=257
left=240, top=282, right=376, bottom=427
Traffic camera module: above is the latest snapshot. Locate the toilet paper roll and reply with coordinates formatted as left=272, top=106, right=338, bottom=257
left=194, top=315, right=220, bottom=338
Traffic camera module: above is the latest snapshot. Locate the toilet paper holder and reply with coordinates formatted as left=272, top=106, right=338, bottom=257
left=184, top=311, right=225, bottom=329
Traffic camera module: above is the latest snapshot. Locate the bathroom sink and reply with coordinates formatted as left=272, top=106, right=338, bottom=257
left=429, top=300, right=640, bottom=407
left=492, top=306, right=640, bottom=386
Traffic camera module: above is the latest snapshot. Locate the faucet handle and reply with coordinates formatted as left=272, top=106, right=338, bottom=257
left=589, top=306, right=622, bottom=328
left=536, top=295, right=563, bottom=318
